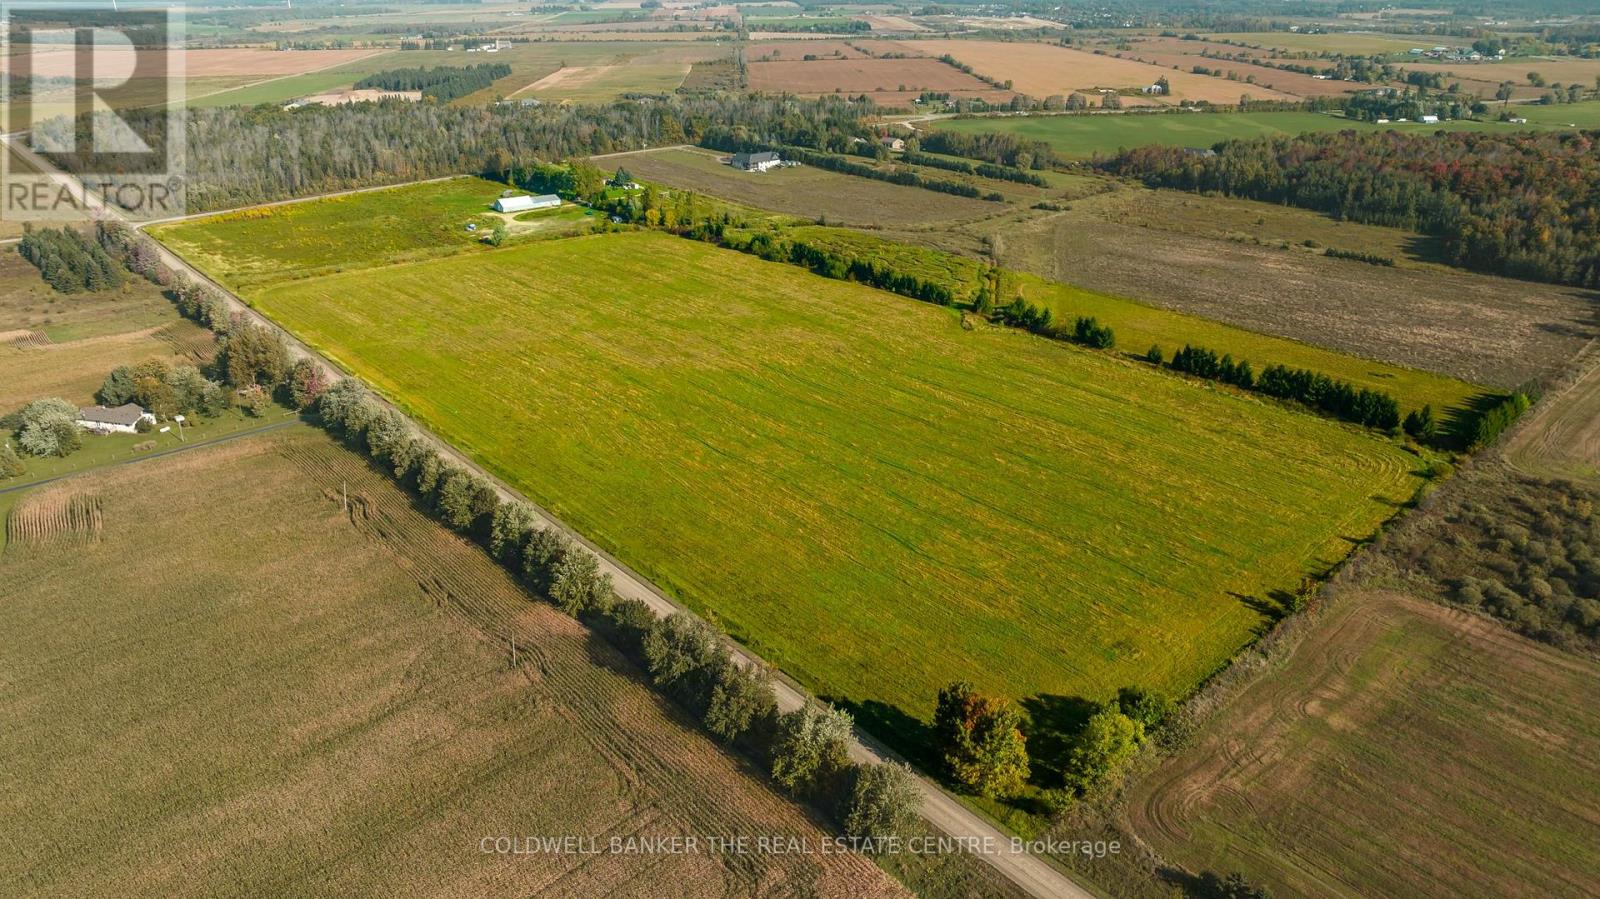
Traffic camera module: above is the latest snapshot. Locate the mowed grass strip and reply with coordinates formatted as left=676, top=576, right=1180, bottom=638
left=244, top=230, right=1423, bottom=723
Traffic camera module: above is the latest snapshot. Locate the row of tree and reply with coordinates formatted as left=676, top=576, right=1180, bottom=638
left=17, top=226, right=124, bottom=294
left=312, top=376, right=924, bottom=846
left=915, top=129, right=1059, bottom=170
left=764, top=143, right=997, bottom=201
left=898, top=150, right=1050, bottom=187
left=1106, top=129, right=1600, bottom=288
left=1164, top=343, right=1403, bottom=432
left=353, top=63, right=511, bottom=102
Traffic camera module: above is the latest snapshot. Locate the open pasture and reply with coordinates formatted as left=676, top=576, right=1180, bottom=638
left=603, top=146, right=999, bottom=227
left=909, top=40, right=1299, bottom=105
left=1127, top=592, right=1600, bottom=898
left=0, top=428, right=905, bottom=899
left=213, top=230, right=1428, bottom=737
left=149, top=177, right=544, bottom=291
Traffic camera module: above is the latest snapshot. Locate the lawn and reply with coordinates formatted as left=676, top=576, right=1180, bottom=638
left=150, top=176, right=528, bottom=291
left=221, top=230, right=1426, bottom=738
left=933, top=105, right=1600, bottom=158
left=0, top=428, right=904, bottom=898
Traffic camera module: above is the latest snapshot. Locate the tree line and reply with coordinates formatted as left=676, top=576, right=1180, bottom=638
left=353, top=63, right=511, bottom=102
left=761, top=142, right=998, bottom=201
left=1164, top=343, right=1403, bottom=431
left=898, top=150, right=1049, bottom=187
left=1105, top=130, right=1600, bottom=288
left=914, top=129, right=1059, bottom=170
left=17, top=226, right=124, bottom=294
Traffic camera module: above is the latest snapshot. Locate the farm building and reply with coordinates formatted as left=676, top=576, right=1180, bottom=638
left=493, top=194, right=561, bottom=213
left=880, top=136, right=905, bottom=151
left=729, top=151, right=782, bottom=172
left=76, top=403, right=154, bottom=435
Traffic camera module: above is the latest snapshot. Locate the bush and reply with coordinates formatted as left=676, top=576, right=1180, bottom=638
left=1115, top=686, right=1174, bottom=730
left=843, top=762, right=921, bottom=845
left=1071, top=316, right=1115, bottom=349
left=16, top=398, right=81, bottom=458
left=1146, top=345, right=1164, bottom=365
left=0, top=442, right=24, bottom=479
left=769, top=703, right=854, bottom=796
left=1063, top=706, right=1144, bottom=795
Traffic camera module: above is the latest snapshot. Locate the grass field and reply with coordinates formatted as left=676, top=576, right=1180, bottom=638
left=605, top=147, right=1000, bottom=227
left=210, top=231, right=1428, bottom=744
left=150, top=177, right=540, bottom=291
left=931, top=104, right=1600, bottom=158
left=0, top=428, right=907, bottom=898
left=783, top=224, right=1486, bottom=414
left=1208, top=30, right=1474, bottom=55
left=1127, top=591, right=1600, bottom=898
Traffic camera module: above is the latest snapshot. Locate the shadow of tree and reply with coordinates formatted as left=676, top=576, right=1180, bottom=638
left=1019, top=693, right=1097, bottom=788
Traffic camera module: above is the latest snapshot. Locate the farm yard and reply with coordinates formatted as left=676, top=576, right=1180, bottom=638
left=599, top=147, right=1000, bottom=227
left=0, top=429, right=906, bottom=899
left=1126, top=591, right=1600, bottom=898
left=178, top=227, right=1435, bottom=747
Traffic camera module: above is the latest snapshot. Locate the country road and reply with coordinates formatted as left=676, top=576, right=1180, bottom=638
left=3, top=135, right=1098, bottom=899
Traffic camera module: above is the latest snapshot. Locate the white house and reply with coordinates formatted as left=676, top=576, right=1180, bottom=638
left=880, top=136, right=905, bottom=151
left=77, top=403, right=155, bottom=435
left=1421, top=114, right=1441, bottom=124
left=493, top=194, right=560, bottom=213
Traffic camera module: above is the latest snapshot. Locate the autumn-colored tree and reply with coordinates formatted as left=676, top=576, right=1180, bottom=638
left=933, top=681, right=1030, bottom=798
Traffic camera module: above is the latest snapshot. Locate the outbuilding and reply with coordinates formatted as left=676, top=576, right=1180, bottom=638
left=493, top=194, right=561, bottom=213
left=77, top=403, right=155, bottom=435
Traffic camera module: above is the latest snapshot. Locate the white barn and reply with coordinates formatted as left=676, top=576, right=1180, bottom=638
left=493, top=194, right=560, bottom=213
left=77, top=403, right=155, bottom=435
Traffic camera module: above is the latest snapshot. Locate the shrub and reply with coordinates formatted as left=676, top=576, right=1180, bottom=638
left=0, top=443, right=24, bottom=479
left=843, top=762, right=921, bottom=845
left=769, top=703, right=854, bottom=796
left=1146, top=345, right=1164, bottom=365
left=1071, top=316, right=1115, bottom=349
left=1063, top=706, right=1144, bottom=795
left=1115, top=686, right=1174, bottom=730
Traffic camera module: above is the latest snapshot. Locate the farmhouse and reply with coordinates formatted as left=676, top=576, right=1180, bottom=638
left=729, top=151, right=782, bottom=172
left=493, top=194, right=561, bottom=213
left=76, top=403, right=154, bottom=435
left=1421, top=114, right=1441, bottom=124
left=880, top=136, right=905, bottom=151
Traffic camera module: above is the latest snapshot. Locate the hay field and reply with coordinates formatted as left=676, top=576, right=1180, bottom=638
left=601, top=147, right=999, bottom=226
left=910, top=40, right=1298, bottom=104
left=149, top=177, right=530, bottom=291
left=216, top=231, right=1427, bottom=735
left=1127, top=592, right=1600, bottom=898
left=747, top=57, right=1008, bottom=99
left=978, top=190, right=1594, bottom=389
left=0, top=428, right=906, bottom=899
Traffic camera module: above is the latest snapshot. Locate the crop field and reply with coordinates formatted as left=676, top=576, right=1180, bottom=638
left=197, top=230, right=1430, bottom=741
left=971, top=190, right=1597, bottom=389
left=910, top=40, right=1298, bottom=105
left=604, top=147, right=1000, bottom=227
left=149, top=177, right=550, bottom=291
left=1208, top=30, right=1474, bottom=56
left=746, top=57, right=1011, bottom=102
left=0, top=428, right=906, bottom=899
left=931, top=108, right=1595, bottom=159
left=1128, top=592, right=1600, bottom=898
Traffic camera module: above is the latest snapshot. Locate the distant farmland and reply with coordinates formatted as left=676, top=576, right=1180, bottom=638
left=0, top=429, right=904, bottom=898
left=178, top=227, right=1428, bottom=735
left=931, top=104, right=1600, bottom=159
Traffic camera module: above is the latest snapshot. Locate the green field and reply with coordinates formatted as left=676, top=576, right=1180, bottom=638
left=150, top=177, right=568, bottom=290
left=933, top=104, right=1600, bottom=158
left=199, top=229, right=1426, bottom=738
left=782, top=226, right=1485, bottom=415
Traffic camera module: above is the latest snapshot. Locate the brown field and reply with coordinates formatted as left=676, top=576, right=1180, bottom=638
left=0, top=47, right=387, bottom=78
left=964, top=187, right=1598, bottom=388
left=1127, top=591, right=1600, bottom=898
left=609, top=146, right=1001, bottom=227
left=1121, top=38, right=1353, bottom=98
left=1408, top=58, right=1600, bottom=91
left=1504, top=347, right=1600, bottom=483
left=748, top=40, right=870, bottom=60
left=0, top=428, right=909, bottom=899
left=862, top=15, right=927, bottom=32
left=747, top=57, right=1007, bottom=98
left=909, top=40, right=1299, bottom=104
left=0, top=322, right=214, bottom=410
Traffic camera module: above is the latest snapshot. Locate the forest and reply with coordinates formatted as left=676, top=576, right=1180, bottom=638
left=46, top=97, right=875, bottom=212
left=17, top=226, right=125, bottom=293
left=1106, top=130, right=1600, bottom=288
left=353, top=63, right=511, bottom=103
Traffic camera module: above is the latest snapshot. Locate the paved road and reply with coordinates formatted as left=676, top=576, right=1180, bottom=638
left=8, top=136, right=1097, bottom=899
